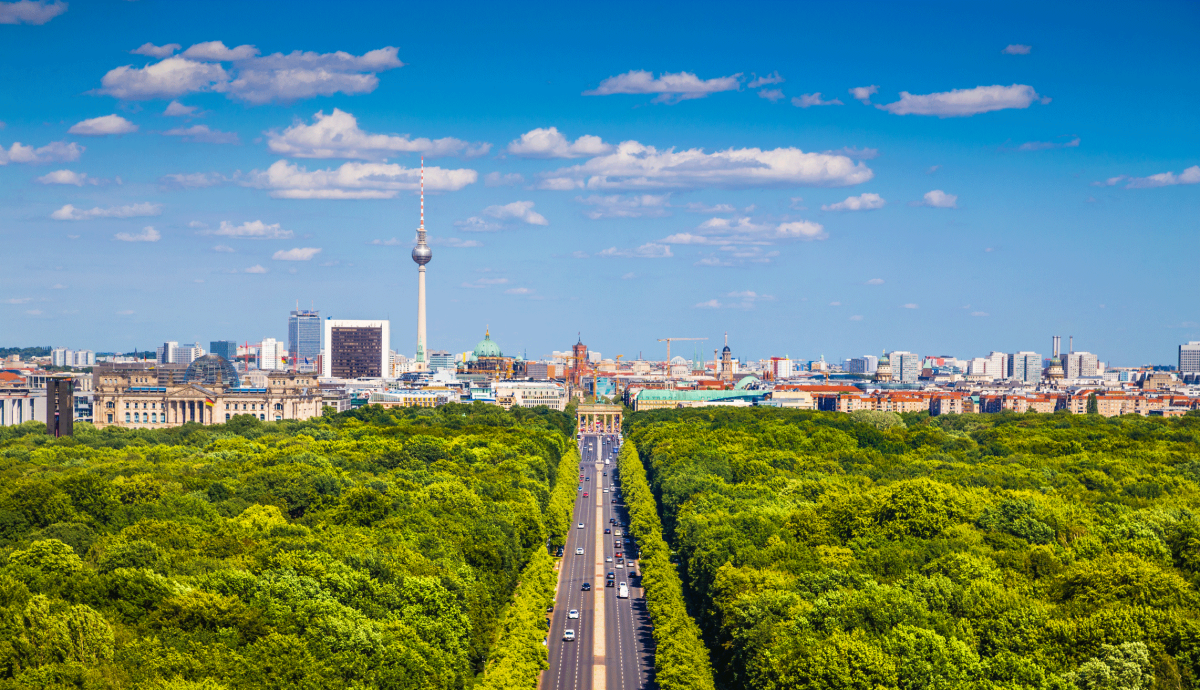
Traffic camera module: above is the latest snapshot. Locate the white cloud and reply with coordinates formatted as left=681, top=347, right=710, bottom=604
left=507, top=127, right=612, bottom=158
left=35, top=169, right=99, bottom=186
left=163, top=124, right=239, bottom=144
left=132, top=43, right=180, bottom=58
left=69, top=114, right=138, bottom=136
left=159, top=171, right=234, bottom=188
left=694, top=299, right=721, bottom=309
left=213, top=244, right=233, bottom=252
left=879, top=84, right=1046, bottom=117
left=849, top=85, right=878, bottom=104
left=267, top=109, right=479, bottom=159
left=725, top=290, right=774, bottom=309
left=829, top=302, right=842, bottom=306
left=98, top=57, right=229, bottom=100
left=1120, top=165, right=1200, bottom=189
left=369, top=238, right=401, bottom=246
left=211, top=220, right=292, bottom=239
left=181, top=41, right=259, bottom=61
left=748, top=72, right=784, bottom=88
left=540, top=140, right=873, bottom=190
left=115, top=309, right=134, bottom=315
left=461, top=277, right=509, bottom=288
left=438, top=237, right=482, bottom=248
left=793, top=93, right=843, bottom=108
left=597, top=243, right=673, bottom=258
left=971, top=311, right=989, bottom=317
left=1091, top=176, right=1126, bottom=187
left=244, top=265, right=268, bottom=273
left=849, top=315, right=863, bottom=321
left=903, top=303, right=918, bottom=309
left=458, top=201, right=548, bottom=230
left=584, top=70, right=741, bottom=103
left=866, top=278, right=885, bottom=285
left=485, top=171, right=524, bottom=187
left=0, top=140, right=83, bottom=165
left=920, top=190, right=958, bottom=208
left=163, top=100, right=199, bottom=116
left=664, top=216, right=826, bottom=245
left=50, top=283, right=66, bottom=289
left=683, top=202, right=736, bottom=213
left=758, top=89, right=785, bottom=102
left=1018, top=136, right=1079, bottom=151
left=622, top=272, right=635, bottom=279
left=822, top=192, right=885, bottom=211
left=243, top=159, right=477, bottom=199
left=114, top=226, right=161, bottom=242
left=51, top=202, right=161, bottom=220
left=188, top=221, right=208, bottom=228
left=823, top=146, right=878, bottom=160
left=3, top=297, right=32, bottom=304
left=272, top=247, right=321, bottom=261
left=1002, top=44, right=1032, bottom=55
left=0, top=0, right=67, bottom=24
left=97, top=45, right=403, bottom=104
left=575, top=194, right=669, bottom=219
left=505, top=287, right=533, bottom=295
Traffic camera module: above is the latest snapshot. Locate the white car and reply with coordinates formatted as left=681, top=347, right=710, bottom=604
left=603, top=488, right=609, bottom=493
left=568, top=609, right=579, bottom=619
left=577, top=523, right=584, bottom=529
left=616, top=562, right=624, bottom=568
left=606, top=556, right=612, bottom=562
left=563, top=629, right=576, bottom=641
left=575, top=547, right=584, bottom=555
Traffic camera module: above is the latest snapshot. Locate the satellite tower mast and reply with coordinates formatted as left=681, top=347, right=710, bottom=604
left=411, top=156, right=432, bottom=369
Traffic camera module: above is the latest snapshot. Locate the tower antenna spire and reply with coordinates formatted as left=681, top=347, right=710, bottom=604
left=411, top=156, right=432, bottom=368
left=420, top=156, right=424, bottom=229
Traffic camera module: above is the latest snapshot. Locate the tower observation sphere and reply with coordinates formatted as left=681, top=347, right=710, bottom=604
left=412, top=243, right=432, bottom=265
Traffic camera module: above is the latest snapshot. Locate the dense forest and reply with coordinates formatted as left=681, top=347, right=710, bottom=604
left=0, top=403, right=573, bottom=689
left=626, top=408, right=1200, bottom=690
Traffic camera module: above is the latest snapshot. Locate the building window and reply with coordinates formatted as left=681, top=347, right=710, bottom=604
left=225, top=413, right=230, bottom=421
left=106, top=401, right=114, bottom=408
left=275, top=415, right=281, bottom=421
left=275, top=403, right=283, bottom=410
left=259, top=414, right=265, bottom=420
left=125, top=402, right=129, bottom=409
left=133, top=412, right=139, bottom=422
left=107, top=414, right=113, bottom=423
left=125, top=413, right=130, bottom=422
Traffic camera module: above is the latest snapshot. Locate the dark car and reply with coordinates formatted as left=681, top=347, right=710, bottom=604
left=604, top=528, right=611, bottom=534
left=582, top=582, right=591, bottom=591
left=606, top=580, right=614, bottom=588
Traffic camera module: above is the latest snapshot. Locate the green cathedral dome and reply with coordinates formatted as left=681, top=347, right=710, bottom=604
left=473, top=329, right=502, bottom=358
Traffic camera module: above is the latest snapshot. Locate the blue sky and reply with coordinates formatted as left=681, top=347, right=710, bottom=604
left=1, top=0, right=1197, bottom=366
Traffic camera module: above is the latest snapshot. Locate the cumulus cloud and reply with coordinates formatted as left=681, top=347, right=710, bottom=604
left=849, top=315, right=863, bottom=321
left=132, top=43, right=180, bottom=58
left=507, top=127, right=612, bottom=158
left=663, top=216, right=826, bottom=245
left=574, top=194, right=669, bottom=219
left=683, top=202, right=736, bottom=213
left=539, top=140, right=873, bottom=190
left=51, top=202, right=161, bottom=220
left=35, top=169, right=100, bottom=186
left=505, top=287, right=533, bottom=295
left=96, top=44, right=403, bottom=104
left=1018, top=136, right=1079, bottom=151
left=822, top=192, right=885, bottom=211
left=369, top=238, right=401, bottom=246
left=823, top=146, right=878, bottom=160
left=597, top=243, right=673, bottom=258
left=159, top=171, right=236, bottom=189
left=748, top=71, right=784, bottom=88
left=879, top=84, right=1047, bottom=117
left=849, top=85, right=878, bottom=104
left=68, top=114, right=138, bottom=136
left=267, top=109, right=481, bottom=159
left=757, top=88, right=785, bottom=102
left=212, top=244, right=234, bottom=252
left=793, top=92, right=843, bottom=108
left=694, top=299, right=721, bottom=309
left=903, top=303, right=918, bottom=309
left=485, top=171, right=524, bottom=187
left=114, top=226, right=161, bottom=242
left=1002, top=44, right=1032, bottom=55
left=866, top=278, right=885, bottom=285
left=243, top=159, right=477, bottom=199
left=458, top=201, right=548, bottom=230
left=163, top=100, right=199, bottom=116
left=272, top=247, right=321, bottom=260
left=1102, top=165, right=1200, bottom=189
left=460, top=277, right=509, bottom=288
left=971, top=311, right=989, bottom=317
left=920, top=190, right=958, bottom=208
left=163, top=124, right=239, bottom=144
left=0, top=0, right=67, bottom=24
left=437, top=237, right=482, bottom=248
left=244, top=265, right=268, bottom=274
left=211, top=220, right=292, bottom=239
left=584, top=69, right=741, bottom=103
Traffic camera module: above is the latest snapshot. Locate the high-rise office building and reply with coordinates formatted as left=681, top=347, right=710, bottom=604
left=428, top=350, right=455, bottom=371
left=322, top=320, right=390, bottom=379
left=210, top=340, right=237, bottom=362
left=156, top=342, right=203, bottom=365
left=889, top=351, right=921, bottom=383
left=259, top=338, right=284, bottom=371
left=1008, top=351, right=1043, bottom=383
left=1180, top=342, right=1200, bottom=374
left=1064, top=351, right=1099, bottom=379
left=411, top=159, right=432, bottom=370
left=849, top=355, right=878, bottom=374
left=288, top=310, right=322, bottom=369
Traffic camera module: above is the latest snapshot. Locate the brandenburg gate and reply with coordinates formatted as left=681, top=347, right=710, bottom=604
left=576, top=403, right=623, bottom=434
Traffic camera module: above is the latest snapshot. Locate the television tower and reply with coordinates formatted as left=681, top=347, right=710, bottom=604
left=411, top=157, right=432, bottom=370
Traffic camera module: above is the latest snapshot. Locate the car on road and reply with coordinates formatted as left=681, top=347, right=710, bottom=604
left=563, top=629, right=576, bottom=641
left=568, top=609, right=579, bottom=619
left=606, top=580, right=614, bottom=587
left=618, top=583, right=628, bottom=599
left=575, top=547, right=584, bottom=555
left=603, top=488, right=609, bottom=493
left=607, top=571, right=615, bottom=580
left=582, top=582, right=591, bottom=591
left=583, top=492, right=588, bottom=498
left=614, top=530, right=622, bottom=536
left=604, top=528, right=610, bottom=534
left=615, top=551, right=623, bottom=558
left=606, top=556, right=612, bottom=562
left=578, top=523, right=585, bottom=529
left=611, top=499, right=617, bottom=503
left=616, top=562, right=623, bottom=568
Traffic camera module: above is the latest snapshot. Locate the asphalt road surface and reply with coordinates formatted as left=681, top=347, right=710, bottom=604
left=545, top=433, right=655, bottom=690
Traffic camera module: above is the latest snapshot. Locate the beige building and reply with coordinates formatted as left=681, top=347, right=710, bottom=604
left=495, top=382, right=567, bottom=411
left=94, top=370, right=322, bottom=429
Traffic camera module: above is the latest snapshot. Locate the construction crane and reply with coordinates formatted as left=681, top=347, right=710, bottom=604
left=657, top=338, right=707, bottom=372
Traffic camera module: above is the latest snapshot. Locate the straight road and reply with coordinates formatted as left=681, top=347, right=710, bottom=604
left=545, top=433, right=654, bottom=690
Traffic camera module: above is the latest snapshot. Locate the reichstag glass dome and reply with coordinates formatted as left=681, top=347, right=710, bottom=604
left=183, top=354, right=240, bottom=387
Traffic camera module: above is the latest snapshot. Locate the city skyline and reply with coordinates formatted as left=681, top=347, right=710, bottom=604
left=2, top=1, right=1197, bottom=365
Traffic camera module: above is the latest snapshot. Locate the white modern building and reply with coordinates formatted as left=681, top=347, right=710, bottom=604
left=889, top=351, right=921, bottom=383
left=51, top=348, right=96, bottom=368
left=260, top=338, right=284, bottom=370
left=1180, top=342, right=1200, bottom=374
left=1008, top=351, right=1043, bottom=383
left=156, top=342, right=204, bottom=365
left=1064, top=351, right=1100, bottom=379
